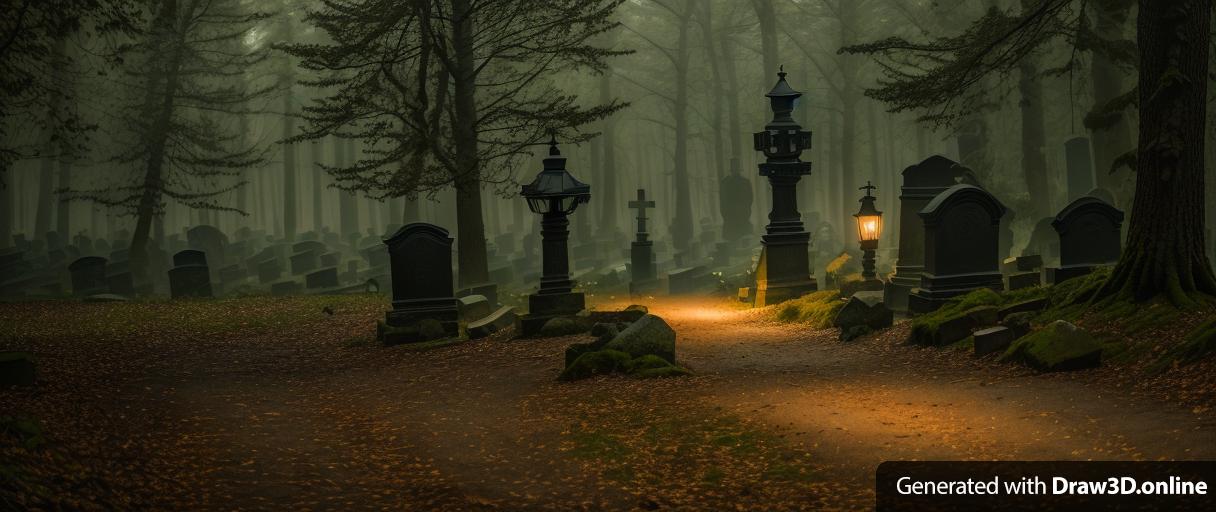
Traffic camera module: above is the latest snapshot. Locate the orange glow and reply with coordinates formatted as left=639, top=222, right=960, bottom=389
left=857, top=215, right=882, bottom=242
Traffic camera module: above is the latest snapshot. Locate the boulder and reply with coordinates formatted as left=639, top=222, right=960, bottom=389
left=833, top=291, right=893, bottom=341
left=467, top=306, right=516, bottom=339
left=559, top=349, right=633, bottom=381
left=457, top=294, right=493, bottom=322
left=603, top=314, right=677, bottom=364
left=973, top=326, right=1017, bottom=357
left=933, top=315, right=976, bottom=346
left=0, top=352, right=35, bottom=387
left=1001, top=311, right=1035, bottom=339
left=1000, top=320, right=1102, bottom=372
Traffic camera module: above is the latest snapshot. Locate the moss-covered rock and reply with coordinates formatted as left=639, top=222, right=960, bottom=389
left=603, top=314, right=676, bottom=364
left=774, top=290, right=845, bottom=328
left=559, top=350, right=633, bottom=381
left=559, top=351, right=692, bottom=381
left=908, top=289, right=1005, bottom=346
left=1000, top=320, right=1103, bottom=372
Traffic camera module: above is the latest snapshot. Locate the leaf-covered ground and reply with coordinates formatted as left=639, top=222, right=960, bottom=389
left=1, top=295, right=1213, bottom=510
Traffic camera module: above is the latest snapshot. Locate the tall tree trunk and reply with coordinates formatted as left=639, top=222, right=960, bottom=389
left=1088, top=0, right=1136, bottom=207
left=1017, top=33, right=1050, bottom=217
left=751, top=0, right=779, bottom=84
left=1100, top=0, right=1216, bottom=305
left=671, top=8, right=693, bottom=252
left=281, top=19, right=297, bottom=241
left=598, top=70, right=619, bottom=237
left=451, top=0, right=488, bottom=287
left=131, top=0, right=184, bottom=279
left=0, top=176, right=11, bottom=248
left=311, top=139, right=323, bottom=231
left=338, top=137, right=358, bottom=236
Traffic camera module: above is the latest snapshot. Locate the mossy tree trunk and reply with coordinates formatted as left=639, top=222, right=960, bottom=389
left=1099, top=0, right=1216, bottom=307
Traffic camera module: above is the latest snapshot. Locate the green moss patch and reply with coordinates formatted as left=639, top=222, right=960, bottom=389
left=773, top=290, right=844, bottom=329
left=559, top=350, right=691, bottom=381
left=1154, top=318, right=1216, bottom=370
left=1000, top=321, right=1103, bottom=372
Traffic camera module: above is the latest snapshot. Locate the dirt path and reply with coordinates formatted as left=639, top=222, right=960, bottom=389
left=3, top=296, right=1214, bottom=510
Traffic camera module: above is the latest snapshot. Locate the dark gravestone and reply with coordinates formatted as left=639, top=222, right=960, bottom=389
left=168, top=250, right=212, bottom=298
left=887, top=155, right=978, bottom=312
left=319, top=252, right=341, bottom=268
left=382, top=223, right=459, bottom=336
left=305, top=267, right=339, bottom=289
left=290, top=250, right=320, bottom=276
left=719, top=158, right=754, bottom=242
left=256, top=259, right=282, bottom=284
left=1065, top=137, right=1096, bottom=202
left=628, top=189, right=659, bottom=295
left=909, top=184, right=1007, bottom=314
left=361, top=243, right=389, bottom=269
left=1048, top=196, right=1124, bottom=284
left=186, top=225, right=228, bottom=271
left=69, top=256, right=108, bottom=297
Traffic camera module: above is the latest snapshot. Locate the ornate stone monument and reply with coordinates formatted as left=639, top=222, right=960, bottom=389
left=751, top=67, right=817, bottom=306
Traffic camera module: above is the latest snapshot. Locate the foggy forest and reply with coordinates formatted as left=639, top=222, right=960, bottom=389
left=2, top=0, right=1216, bottom=510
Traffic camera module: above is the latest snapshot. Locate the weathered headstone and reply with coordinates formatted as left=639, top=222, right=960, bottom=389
left=1047, top=196, right=1124, bottom=284
left=305, top=267, right=339, bottom=289
left=382, top=223, right=459, bottom=337
left=186, top=225, right=228, bottom=272
left=168, top=250, right=213, bottom=298
left=106, top=260, right=135, bottom=296
left=909, top=184, right=1007, bottom=313
left=887, top=155, right=978, bottom=311
left=68, top=256, right=108, bottom=297
left=290, top=249, right=320, bottom=276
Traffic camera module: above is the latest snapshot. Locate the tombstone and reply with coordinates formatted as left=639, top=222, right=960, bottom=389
left=68, top=256, right=108, bottom=297
left=719, top=158, right=753, bottom=242
left=290, top=249, right=320, bottom=276
left=382, top=223, right=459, bottom=337
left=186, top=225, right=228, bottom=271
left=319, top=252, right=341, bottom=268
left=1065, top=137, right=1096, bottom=202
left=45, top=231, right=63, bottom=251
left=305, top=267, right=339, bottom=290
left=1047, top=196, right=1124, bottom=284
left=908, top=184, right=1007, bottom=314
left=257, top=259, right=282, bottom=284
left=361, top=243, right=390, bottom=269
left=887, top=155, right=978, bottom=312
left=628, top=189, right=659, bottom=295
left=168, top=250, right=213, bottom=298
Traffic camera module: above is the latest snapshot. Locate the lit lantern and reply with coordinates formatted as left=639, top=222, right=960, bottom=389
left=854, top=181, right=883, bottom=281
left=519, top=134, right=591, bottom=322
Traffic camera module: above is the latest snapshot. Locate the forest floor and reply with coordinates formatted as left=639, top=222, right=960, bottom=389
left=1, top=294, right=1214, bottom=511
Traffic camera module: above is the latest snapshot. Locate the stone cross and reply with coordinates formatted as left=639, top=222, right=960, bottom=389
left=629, top=188, right=655, bottom=242
left=860, top=180, right=876, bottom=197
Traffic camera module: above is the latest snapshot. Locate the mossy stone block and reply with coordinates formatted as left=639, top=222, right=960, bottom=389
left=559, top=349, right=633, bottom=381
left=1001, top=320, right=1102, bottom=372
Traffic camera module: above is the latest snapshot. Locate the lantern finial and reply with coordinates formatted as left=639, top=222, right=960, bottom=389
left=548, top=132, right=560, bottom=156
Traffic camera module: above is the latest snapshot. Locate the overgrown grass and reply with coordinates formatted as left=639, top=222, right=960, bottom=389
left=773, top=290, right=845, bottom=329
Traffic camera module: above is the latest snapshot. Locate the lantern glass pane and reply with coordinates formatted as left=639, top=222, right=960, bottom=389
left=527, top=197, right=548, bottom=214
left=857, top=215, right=882, bottom=242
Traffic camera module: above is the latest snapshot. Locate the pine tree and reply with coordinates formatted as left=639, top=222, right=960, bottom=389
left=284, top=0, right=627, bottom=288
